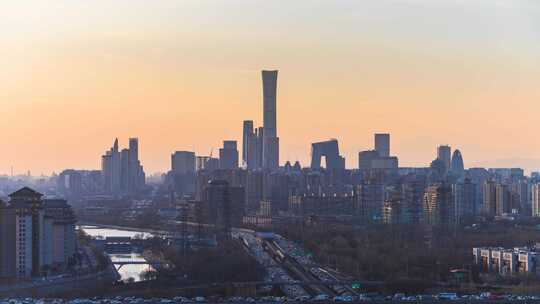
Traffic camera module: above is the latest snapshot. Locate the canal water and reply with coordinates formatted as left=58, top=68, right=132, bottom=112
left=80, top=225, right=154, bottom=282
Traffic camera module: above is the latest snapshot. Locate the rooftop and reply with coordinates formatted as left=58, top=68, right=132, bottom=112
left=9, top=187, right=43, bottom=199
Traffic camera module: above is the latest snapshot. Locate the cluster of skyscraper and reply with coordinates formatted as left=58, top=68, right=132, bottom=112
left=166, top=70, right=281, bottom=200
left=80, top=69, right=540, bottom=232
left=101, top=138, right=146, bottom=196
left=58, top=138, right=148, bottom=198
left=242, top=70, right=280, bottom=170
left=375, top=146, right=524, bottom=226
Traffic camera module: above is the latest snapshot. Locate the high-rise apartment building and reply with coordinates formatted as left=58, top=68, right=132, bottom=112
left=532, top=183, right=540, bottom=217
left=0, top=199, right=15, bottom=279
left=401, top=179, right=427, bottom=224
left=482, top=181, right=497, bottom=216
left=451, top=179, right=476, bottom=224
left=495, top=184, right=511, bottom=215
left=0, top=188, right=77, bottom=280
left=463, top=178, right=477, bottom=217
left=42, top=199, right=77, bottom=266
left=423, top=183, right=454, bottom=225
left=511, top=181, right=530, bottom=214
left=354, top=183, right=385, bottom=222
left=382, top=199, right=410, bottom=224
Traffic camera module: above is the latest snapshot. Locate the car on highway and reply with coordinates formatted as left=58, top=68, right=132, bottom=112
left=313, top=294, right=329, bottom=301
left=333, top=295, right=354, bottom=302
left=437, top=292, right=458, bottom=300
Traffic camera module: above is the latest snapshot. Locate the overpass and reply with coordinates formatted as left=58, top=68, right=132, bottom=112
left=112, top=261, right=167, bottom=270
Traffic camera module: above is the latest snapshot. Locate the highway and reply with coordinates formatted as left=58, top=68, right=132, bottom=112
left=84, top=221, right=377, bottom=296
left=262, top=239, right=337, bottom=297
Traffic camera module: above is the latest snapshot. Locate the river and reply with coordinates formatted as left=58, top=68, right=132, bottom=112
left=80, top=225, right=154, bottom=282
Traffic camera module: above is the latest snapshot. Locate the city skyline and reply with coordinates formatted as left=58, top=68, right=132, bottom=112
left=2, top=0, right=540, bottom=174
left=4, top=1, right=540, bottom=297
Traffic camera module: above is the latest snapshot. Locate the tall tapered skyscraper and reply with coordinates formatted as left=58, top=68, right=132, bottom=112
left=262, top=70, right=279, bottom=169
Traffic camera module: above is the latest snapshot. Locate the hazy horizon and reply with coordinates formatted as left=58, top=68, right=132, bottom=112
left=2, top=0, right=540, bottom=175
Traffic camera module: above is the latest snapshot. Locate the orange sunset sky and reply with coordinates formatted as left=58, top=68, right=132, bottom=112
left=1, top=0, right=540, bottom=175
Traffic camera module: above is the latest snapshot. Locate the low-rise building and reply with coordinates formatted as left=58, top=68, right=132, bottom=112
left=473, top=247, right=540, bottom=275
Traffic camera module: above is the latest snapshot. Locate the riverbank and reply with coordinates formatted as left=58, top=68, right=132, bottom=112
left=80, top=224, right=160, bottom=282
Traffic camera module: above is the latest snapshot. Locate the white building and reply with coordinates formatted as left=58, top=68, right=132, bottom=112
left=473, top=247, right=540, bottom=275
left=14, top=212, right=35, bottom=279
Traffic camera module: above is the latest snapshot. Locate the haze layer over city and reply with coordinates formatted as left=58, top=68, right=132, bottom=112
left=2, top=0, right=540, bottom=175
left=4, top=1, right=540, bottom=303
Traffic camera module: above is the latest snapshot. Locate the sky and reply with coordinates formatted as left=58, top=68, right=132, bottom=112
left=1, top=0, right=540, bottom=175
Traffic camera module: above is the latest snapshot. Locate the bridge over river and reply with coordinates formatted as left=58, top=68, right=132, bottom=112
left=79, top=225, right=155, bottom=282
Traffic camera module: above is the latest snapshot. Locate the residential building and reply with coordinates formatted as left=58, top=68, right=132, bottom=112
left=423, top=183, right=454, bottom=225
left=532, top=183, right=540, bottom=217
left=0, top=188, right=77, bottom=281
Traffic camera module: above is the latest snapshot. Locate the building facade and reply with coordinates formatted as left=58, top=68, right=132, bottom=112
left=374, top=133, right=390, bottom=157
left=262, top=70, right=280, bottom=169
left=533, top=183, right=540, bottom=217
left=102, top=138, right=145, bottom=196
left=437, top=145, right=451, bottom=175
left=171, top=151, right=196, bottom=174
left=0, top=188, right=77, bottom=281
left=219, top=141, right=239, bottom=170
left=423, top=183, right=454, bottom=225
